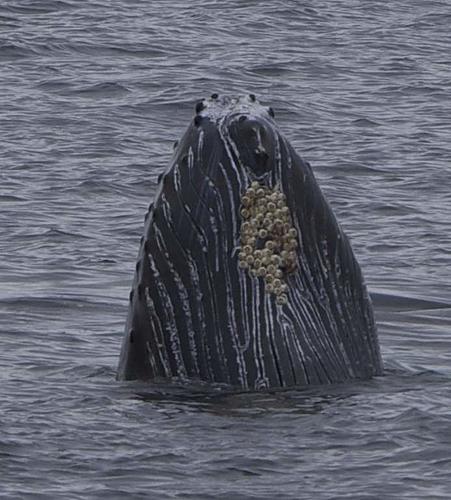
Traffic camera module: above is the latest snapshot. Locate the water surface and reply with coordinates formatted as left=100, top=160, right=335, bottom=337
left=2, top=1, right=451, bottom=498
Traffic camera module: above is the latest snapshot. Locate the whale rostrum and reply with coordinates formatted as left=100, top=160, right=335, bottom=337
left=117, top=94, right=383, bottom=390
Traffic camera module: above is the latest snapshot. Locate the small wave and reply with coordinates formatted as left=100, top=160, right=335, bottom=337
left=0, top=295, right=124, bottom=314
left=371, top=290, right=451, bottom=312
left=0, top=195, right=26, bottom=202
left=352, top=118, right=381, bottom=127
left=0, top=43, right=35, bottom=61
left=102, top=45, right=167, bottom=58
left=0, top=14, right=20, bottom=27
left=85, top=366, right=116, bottom=378
left=65, top=43, right=167, bottom=58
left=249, top=63, right=296, bottom=77
left=330, top=162, right=385, bottom=175
left=35, top=80, right=74, bottom=91
left=1, top=1, right=75, bottom=14
left=407, top=12, right=451, bottom=28
left=19, top=227, right=91, bottom=241
left=0, top=296, right=89, bottom=311
left=44, top=364, right=116, bottom=379
left=382, top=359, right=446, bottom=380
left=370, top=202, right=412, bottom=216
left=72, top=82, right=130, bottom=97
left=44, top=227, right=91, bottom=239
left=77, top=257, right=118, bottom=266
left=73, top=178, right=126, bottom=195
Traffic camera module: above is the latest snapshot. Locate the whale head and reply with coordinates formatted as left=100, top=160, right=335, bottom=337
left=117, top=94, right=383, bottom=390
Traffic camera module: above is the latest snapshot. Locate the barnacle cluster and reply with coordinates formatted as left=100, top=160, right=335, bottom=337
left=238, top=181, right=298, bottom=305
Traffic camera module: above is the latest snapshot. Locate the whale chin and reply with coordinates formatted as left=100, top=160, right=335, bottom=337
left=117, top=94, right=383, bottom=390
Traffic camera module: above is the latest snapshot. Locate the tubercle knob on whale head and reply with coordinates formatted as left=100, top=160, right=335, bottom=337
left=191, top=94, right=276, bottom=125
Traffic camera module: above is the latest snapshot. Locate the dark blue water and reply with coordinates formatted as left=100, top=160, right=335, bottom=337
left=2, top=1, right=451, bottom=498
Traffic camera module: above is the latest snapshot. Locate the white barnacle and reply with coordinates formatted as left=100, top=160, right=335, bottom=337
left=246, top=236, right=256, bottom=247
left=273, top=218, right=284, bottom=229
left=288, top=251, right=297, bottom=262
left=267, top=264, right=276, bottom=274
left=245, top=255, right=254, bottom=265
left=285, top=239, right=298, bottom=250
left=273, top=278, right=282, bottom=288
left=262, top=256, right=271, bottom=266
left=262, top=248, right=272, bottom=259
left=238, top=183, right=298, bottom=295
left=276, top=294, right=288, bottom=305
left=270, top=254, right=281, bottom=266
left=275, top=208, right=285, bottom=219
left=257, top=267, right=267, bottom=277
left=267, top=202, right=276, bottom=212
left=265, top=240, right=275, bottom=251
left=265, top=273, right=275, bottom=284
left=241, top=196, right=252, bottom=207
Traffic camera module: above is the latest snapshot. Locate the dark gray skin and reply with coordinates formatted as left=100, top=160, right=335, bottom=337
left=117, top=94, right=383, bottom=390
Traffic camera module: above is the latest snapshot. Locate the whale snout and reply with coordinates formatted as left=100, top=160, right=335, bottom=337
left=226, top=114, right=276, bottom=178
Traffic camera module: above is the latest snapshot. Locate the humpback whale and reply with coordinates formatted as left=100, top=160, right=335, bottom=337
left=117, top=94, right=383, bottom=390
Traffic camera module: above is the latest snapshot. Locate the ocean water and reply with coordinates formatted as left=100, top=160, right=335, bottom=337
left=1, top=1, right=451, bottom=498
